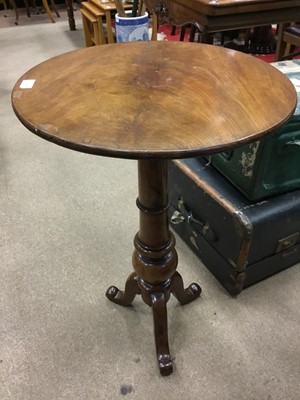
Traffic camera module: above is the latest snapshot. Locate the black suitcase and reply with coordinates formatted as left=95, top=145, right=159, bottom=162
left=168, top=157, right=300, bottom=296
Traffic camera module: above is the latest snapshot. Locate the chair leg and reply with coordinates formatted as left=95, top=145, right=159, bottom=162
left=179, top=25, right=187, bottom=41
left=49, top=0, right=60, bottom=17
left=42, top=0, right=55, bottom=22
left=189, top=24, right=197, bottom=42
left=23, top=0, right=31, bottom=17
left=151, top=13, right=158, bottom=41
left=170, top=25, right=176, bottom=36
left=275, top=23, right=289, bottom=61
left=287, top=44, right=296, bottom=56
left=9, top=0, right=18, bottom=24
left=137, top=0, right=145, bottom=16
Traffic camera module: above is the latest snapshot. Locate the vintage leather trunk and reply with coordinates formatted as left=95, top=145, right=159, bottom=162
left=210, top=59, right=300, bottom=201
left=168, top=157, right=300, bottom=296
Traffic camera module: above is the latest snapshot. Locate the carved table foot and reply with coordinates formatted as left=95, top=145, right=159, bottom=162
left=106, top=272, right=141, bottom=306
left=171, top=271, right=202, bottom=305
left=106, top=270, right=201, bottom=376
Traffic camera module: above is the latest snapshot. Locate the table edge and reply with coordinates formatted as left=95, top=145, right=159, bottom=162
left=12, top=100, right=297, bottom=160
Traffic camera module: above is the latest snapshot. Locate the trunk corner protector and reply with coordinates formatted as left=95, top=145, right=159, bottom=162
left=233, top=210, right=253, bottom=241
left=233, top=211, right=253, bottom=274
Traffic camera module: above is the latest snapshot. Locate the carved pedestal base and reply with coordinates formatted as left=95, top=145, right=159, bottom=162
left=106, top=159, right=201, bottom=376
left=106, top=271, right=201, bottom=375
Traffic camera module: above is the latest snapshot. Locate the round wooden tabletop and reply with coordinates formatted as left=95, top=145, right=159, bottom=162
left=12, top=41, right=296, bottom=159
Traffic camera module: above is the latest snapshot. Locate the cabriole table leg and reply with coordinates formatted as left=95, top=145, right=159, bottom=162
left=106, top=159, right=201, bottom=376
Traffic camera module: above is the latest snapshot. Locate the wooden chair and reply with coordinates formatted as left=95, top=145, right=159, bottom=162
left=42, top=0, right=60, bottom=23
left=275, top=23, right=300, bottom=61
left=1, top=0, right=19, bottom=24
left=0, top=0, right=59, bottom=24
left=31, top=0, right=60, bottom=24
left=0, top=0, right=8, bottom=14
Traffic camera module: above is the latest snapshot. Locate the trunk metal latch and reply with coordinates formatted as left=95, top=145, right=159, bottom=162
left=170, top=199, right=217, bottom=242
left=276, top=232, right=299, bottom=253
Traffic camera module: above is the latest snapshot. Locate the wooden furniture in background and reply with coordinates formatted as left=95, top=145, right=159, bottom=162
left=27, top=0, right=60, bottom=23
left=12, top=41, right=296, bottom=376
left=38, top=0, right=60, bottom=23
left=65, top=0, right=75, bottom=30
left=81, top=0, right=158, bottom=46
left=0, top=0, right=18, bottom=24
left=81, top=0, right=133, bottom=44
left=81, top=1, right=105, bottom=45
left=0, top=0, right=7, bottom=12
left=276, top=23, right=300, bottom=61
left=90, top=0, right=119, bottom=43
left=145, top=0, right=300, bottom=44
left=68, top=0, right=158, bottom=36
left=0, top=0, right=60, bottom=24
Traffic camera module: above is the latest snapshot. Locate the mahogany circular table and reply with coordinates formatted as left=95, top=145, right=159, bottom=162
left=12, top=41, right=296, bottom=376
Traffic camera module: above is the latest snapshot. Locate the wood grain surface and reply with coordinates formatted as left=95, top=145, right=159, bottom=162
left=12, top=41, right=296, bottom=159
